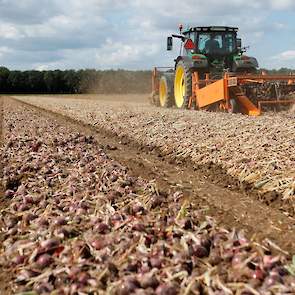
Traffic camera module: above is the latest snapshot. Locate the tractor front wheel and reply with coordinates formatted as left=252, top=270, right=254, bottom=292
left=174, top=61, right=192, bottom=109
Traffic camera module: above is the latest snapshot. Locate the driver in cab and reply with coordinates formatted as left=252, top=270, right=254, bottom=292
left=205, top=34, right=220, bottom=54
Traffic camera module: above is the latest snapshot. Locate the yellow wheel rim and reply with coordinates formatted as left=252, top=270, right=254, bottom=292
left=174, top=65, right=185, bottom=108
left=159, top=79, right=167, bottom=107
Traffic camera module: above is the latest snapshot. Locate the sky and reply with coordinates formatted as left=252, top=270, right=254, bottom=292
left=0, top=0, right=294, bottom=70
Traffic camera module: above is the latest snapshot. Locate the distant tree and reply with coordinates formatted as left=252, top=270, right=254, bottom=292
left=1, top=67, right=155, bottom=94
left=44, top=70, right=66, bottom=93
left=63, top=70, right=80, bottom=93
left=7, top=71, right=27, bottom=93
left=0, top=67, right=10, bottom=93
left=43, top=71, right=56, bottom=93
left=261, top=68, right=295, bottom=75
left=26, top=71, right=46, bottom=93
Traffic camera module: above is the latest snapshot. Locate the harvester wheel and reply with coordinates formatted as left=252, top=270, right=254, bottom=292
left=228, top=99, right=239, bottom=114
left=149, top=91, right=160, bottom=106
left=174, top=60, right=192, bottom=109
left=159, top=75, right=174, bottom=108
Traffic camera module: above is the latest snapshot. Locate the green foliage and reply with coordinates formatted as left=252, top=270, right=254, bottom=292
left=0, top=66, right=10, bottom=92
left=0, top=68, right=151, bottom=94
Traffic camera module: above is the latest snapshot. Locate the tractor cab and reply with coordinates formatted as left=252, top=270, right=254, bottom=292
left=167, top=26, right=258, bottom=73
left=179, top=26, right=240, bottom=56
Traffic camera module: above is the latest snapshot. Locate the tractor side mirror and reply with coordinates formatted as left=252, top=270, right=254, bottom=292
left=167, top=37, right=173, bottom=51
left=236, top=38, right=242, bottom=49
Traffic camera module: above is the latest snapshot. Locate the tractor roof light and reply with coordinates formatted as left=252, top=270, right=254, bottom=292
left=211, top=27, right=227, bottom=31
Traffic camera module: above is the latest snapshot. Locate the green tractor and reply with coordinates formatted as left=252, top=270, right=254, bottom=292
left=153, top=25, right=259, bottom=110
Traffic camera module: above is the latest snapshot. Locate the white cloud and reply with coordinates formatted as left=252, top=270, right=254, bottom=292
left=265, top=50, right=295, bottom=69
left=0, top=46, right=10, bottom=58
left=95, top=38, right=160, bottom=69
left=273, top=51, right=295, bottom=61
left=0, top=24, right=23, bottom=39
left=269, top=0, right=295, bottom=10
left=35, top=64, right=50, bottom=71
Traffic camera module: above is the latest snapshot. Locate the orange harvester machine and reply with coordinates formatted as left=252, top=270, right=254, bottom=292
left=152, top=68, right=295, bottom=116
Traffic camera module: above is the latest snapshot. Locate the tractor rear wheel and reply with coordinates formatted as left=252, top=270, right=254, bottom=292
left=174, top=60, right=192, bottom=109
left=159, top=74, right=174, bottom=108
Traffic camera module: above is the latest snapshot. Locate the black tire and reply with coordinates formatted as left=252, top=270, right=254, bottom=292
left=149, top=91, right=160, bottom=106
left=228, top=98, right=239, bottom=114
left=159, top=74, right=174, bottom=108
left=174, top=60, right=192, bottom=109
left=234, top=67, right=257, bottom=74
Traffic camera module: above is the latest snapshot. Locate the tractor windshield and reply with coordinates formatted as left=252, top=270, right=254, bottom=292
left=198, top=32, right=236, bottom=55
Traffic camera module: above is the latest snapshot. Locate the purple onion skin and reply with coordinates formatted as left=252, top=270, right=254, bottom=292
left=23, top=213, right=36, bottom=223
left=117, top=280, right=138, bottom=295
left=132, top=223, right=146, bottom=232
left=5, top=189, right=15, bottom=198
left=91, top=239, right=106, bottom=250
left=35, top=283, right=53, bottom=293
left=13, top=255, right=26, bottom=265
left=263, top=274, right=282, bottom=287
left=132, top=204, right=145, bottom=215
left=252, top=268, right=265, bottom=280
left=18, top=203, right=30, bottom=212
left=23, top=196, right=34, bottom=204
left=38, top=217, right=49, bottom=227
left=150, top=257, right=162, bottom=269
left=140, top=275, right=159, bottom=289
left=36, top=254, right=53, bottom=269
left=53, top=216, right=67, bottom=226
left=156, top=284, right=178, bottom=295
left=192, top=245, right=209, bottom=258
left=77, top=272, right=90, bottom=285
left=95, top=222, right=110, bottom=234
left=40, top=238, right=60, bottom=251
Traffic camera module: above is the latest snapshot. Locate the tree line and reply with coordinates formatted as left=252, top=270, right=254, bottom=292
left=0, top=67, right=151, bottom=94
left=261, top=68, right=295, bottom=75
left=0, top=66, right=294, bottom=94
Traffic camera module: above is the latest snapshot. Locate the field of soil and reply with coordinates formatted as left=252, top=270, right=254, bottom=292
left=0, top=95, right=295, bottom=294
